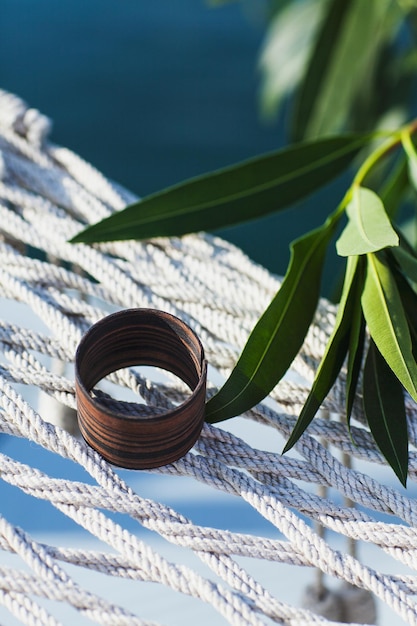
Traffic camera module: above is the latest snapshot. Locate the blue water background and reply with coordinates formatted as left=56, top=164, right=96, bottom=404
left=1, top=0, right=342, bottom=279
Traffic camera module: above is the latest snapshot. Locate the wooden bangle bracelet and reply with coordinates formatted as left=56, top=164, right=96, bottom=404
left=75, top=308, right=207, bottom=469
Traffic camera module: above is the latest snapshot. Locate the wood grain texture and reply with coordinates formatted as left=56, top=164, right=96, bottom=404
left=75, top=309, right=207, bottom=469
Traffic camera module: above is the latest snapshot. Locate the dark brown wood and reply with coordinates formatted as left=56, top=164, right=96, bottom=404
left=75, top=308, right=207, bottom=469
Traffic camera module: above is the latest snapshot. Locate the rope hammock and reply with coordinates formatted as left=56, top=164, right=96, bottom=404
left=0, top=88, right=416, bottom=626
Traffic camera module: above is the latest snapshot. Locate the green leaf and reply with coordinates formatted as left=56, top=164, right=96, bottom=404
left=259, top=0, right=324, bottom=119
left=401, top=129, right=417, bottom=190
left=283, top=254, right=361, bottom=453
left=345, top=292, right=366, bottom=424
left=336, top=187, right=399, bottom=256
left=205, top=216, right=339, bottom=423
left=70, top=134, right=372, bottom=244
left=363, top=339, right=408, bottom=487
left=292, top=0, right=397, bottom=139
left=379, top=155, right=409, bottom=219
left=392, top=243, right=417, bottom=284
left=361, top=252, right=417, bottom=403
left=395, top=229, right=417, bottom=258
left=390, top=263, right=417, bottom=359
left=292, top=0, right=354, bottom=141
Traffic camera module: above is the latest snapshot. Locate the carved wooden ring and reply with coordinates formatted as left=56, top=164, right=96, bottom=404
left=75, top=308, right=207, bottom=469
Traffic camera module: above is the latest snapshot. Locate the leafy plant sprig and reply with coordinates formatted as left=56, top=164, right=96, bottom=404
left=71, top=120, right=417, bottom=485
left=70, top=0, right=417, bottom=484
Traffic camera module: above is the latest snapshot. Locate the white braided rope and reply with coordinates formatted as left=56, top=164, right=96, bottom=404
left=0, top=88, right=415, bottom=625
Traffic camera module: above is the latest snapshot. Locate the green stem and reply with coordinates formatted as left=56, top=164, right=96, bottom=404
left=400, top=126, right=417, bottom=161
left=352, top=118, right=417, bottom=188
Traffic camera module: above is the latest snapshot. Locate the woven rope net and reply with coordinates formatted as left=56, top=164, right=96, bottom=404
left=0, top=89, right=416, bottom=626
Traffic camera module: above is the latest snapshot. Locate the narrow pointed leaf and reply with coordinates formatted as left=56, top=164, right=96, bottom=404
left=259, top=0, right=324, bottom=119
left=361, top=253, right=417, bottom=402
left=205, top=217, right=339, bottom=423
left=379, top=155, right=409, bottom=219
left=293, top=0, right=393, bottom=139
left=401, top=129, right=417, bottom=190
left=363, top=340, right=408, bottom=486
left=283, top=254, right=360, bottom=453
left=346, top=297, right=366, bottom=424
left=292, top=0, right=354, bottom=140
left=70, top=134, right=372, bottom=244
left=336, top=187, right=398, bottom=256
left=392, top=244, right=417, bottom=284
left=391, top=265, right=417, bottom=359
left=395, top=229, right=417, bottom=258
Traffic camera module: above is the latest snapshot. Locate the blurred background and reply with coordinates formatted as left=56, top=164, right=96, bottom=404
left=1, top=0, right=336, bottom=279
